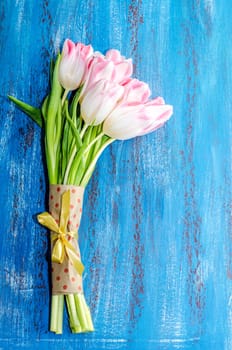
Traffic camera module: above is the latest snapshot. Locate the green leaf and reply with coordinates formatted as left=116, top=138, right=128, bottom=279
left=49, top=59, right=55, bottom=86
left=45, top=53, right=63, bottom=184
left=70, top=86, right=83, bottom=123
left=41, top=95, right=49, bottom=121
left=8, top=95, right=42, bottom=127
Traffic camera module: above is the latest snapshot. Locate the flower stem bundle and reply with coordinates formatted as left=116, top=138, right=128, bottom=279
left=9, top=39, right=173, bottom=334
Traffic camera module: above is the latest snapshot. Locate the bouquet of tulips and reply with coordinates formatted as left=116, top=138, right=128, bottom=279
left=9, top=39, right=173, bottom=334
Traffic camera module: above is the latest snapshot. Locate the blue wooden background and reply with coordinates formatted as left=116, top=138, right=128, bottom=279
left=0, top=1, right=231, bottom=349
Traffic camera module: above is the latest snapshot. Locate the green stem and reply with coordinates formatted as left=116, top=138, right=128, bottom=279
left=61, top=89, right=69, bottom=106
left=50, top=295, right=64, bottom=334
left=57, top=295, right=64, bottom=334
left=80, top=123, right=88, bottom=139
left=63, top=145, right=77, bottom=184
left=66, top=294, right=82, bottom=333
left=83, top=132, right=104, bottom=156
left=50, top=295, right=58, bottom=332
left=74, top=294, right=94, bottom=332
left=80, top=138, right=115, bottom=186
left=66, top=128, right=93, bottom=184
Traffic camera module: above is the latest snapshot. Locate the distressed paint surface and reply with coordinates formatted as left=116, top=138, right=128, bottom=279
left=0, top=0, right=232, bottom=349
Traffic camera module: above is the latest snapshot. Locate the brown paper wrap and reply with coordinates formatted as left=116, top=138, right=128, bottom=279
left=49, top=184, right=84, bottom=295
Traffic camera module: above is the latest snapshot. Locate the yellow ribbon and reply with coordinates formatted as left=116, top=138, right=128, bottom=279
left=37, top=190, right=84, bottom=276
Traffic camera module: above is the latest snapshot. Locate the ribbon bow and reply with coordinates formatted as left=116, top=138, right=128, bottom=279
left=37, top=190, right=84, bottom=276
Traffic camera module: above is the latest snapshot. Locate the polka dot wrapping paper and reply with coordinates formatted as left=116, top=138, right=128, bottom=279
left=49, top=185, right=84, bottom=294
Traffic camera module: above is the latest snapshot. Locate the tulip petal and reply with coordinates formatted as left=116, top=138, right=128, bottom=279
left=123, top=78, right=151, bottom=103
left=81, top=80, right=124, bottom=125
left=105, top=49, right=122, bottom=62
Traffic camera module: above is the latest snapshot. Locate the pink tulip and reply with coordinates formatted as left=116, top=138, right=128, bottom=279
left=103, top=98, right=173, bottom=140
left=81, top=56, right=115, bottom=96
left=59, top=39, right=93, bottom=91
left=105, top=49, right=133, bottom=84
left=81, top=49, right=133, bottom=97
left=81, top=80, right=124, bottom=126
left=122, top=78, right=151, bottom=103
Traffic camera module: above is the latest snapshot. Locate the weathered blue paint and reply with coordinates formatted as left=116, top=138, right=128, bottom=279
left=0, top=0, right=232, bottom=349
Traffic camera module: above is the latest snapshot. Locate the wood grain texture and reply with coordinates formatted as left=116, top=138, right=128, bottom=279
left=0, top=0, right=232, bottom=349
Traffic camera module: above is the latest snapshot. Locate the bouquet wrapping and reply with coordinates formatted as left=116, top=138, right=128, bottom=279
left=48, top=185, right=84, bottom=296
left=9, top=39, right=173, bottom=334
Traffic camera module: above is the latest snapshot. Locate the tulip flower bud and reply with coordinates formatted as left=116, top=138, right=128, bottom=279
left=59, top=39, right=93, bottom=91
left=81, top=80, right=124, bottom=126
left=81, top=49, right=133, bottom=97
left=105, top=49, right=133, bottom=84
left=81, top=57, right=115, bottom=97
left=103, top=98, right=173, bottom=140
left=122, top=78, right=151, bottom=103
